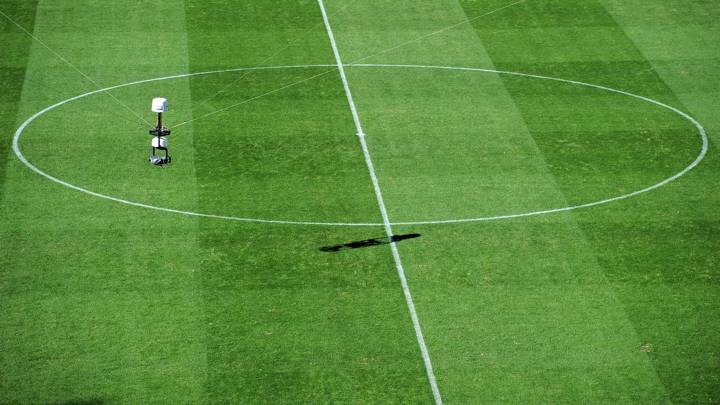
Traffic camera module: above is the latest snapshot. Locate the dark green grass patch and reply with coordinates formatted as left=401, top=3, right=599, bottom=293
left=0, top=0, right=39, bottom=204
left=184, top=2, right=435, bottom=400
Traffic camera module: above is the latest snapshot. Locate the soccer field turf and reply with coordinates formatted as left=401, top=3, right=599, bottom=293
left=1, top=0, right=719, bottom=403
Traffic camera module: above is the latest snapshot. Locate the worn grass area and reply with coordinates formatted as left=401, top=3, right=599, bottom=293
left=1, top=0, right=718, bottom=403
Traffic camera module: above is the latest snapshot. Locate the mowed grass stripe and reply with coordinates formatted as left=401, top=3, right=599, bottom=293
left=598, top=1, right=720, bottom=402
left=185, top=1, right=433, bottom=402
left=1, top=1, right=208, bottom=403
left=318, top=2, right=443, bottom=402
left=0, top=0, right=39, bottom=204
left=602, top=0, right=720, bottom=145
left=464, top=0, right=718, bottom=401
left=328, top=0, right=669, bottom=401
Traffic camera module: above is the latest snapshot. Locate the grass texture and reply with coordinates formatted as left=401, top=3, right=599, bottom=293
left=1, top=0, right=718, bottom=403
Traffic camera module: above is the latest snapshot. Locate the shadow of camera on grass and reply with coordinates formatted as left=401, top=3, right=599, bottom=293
left=320, top=233, right=421, bottom=252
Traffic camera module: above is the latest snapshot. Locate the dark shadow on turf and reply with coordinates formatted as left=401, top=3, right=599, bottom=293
left=0, top=0, right=40, bottom=206
left=320, top=233, right=421, bottom=252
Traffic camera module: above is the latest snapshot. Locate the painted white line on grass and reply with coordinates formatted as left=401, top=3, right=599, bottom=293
left=12, top=64, right=708, bottom=227
left=316, top=2, right=443, bottom=403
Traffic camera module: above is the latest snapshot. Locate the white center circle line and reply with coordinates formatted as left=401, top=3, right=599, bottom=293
left=12, top=64, right=708, bottom=227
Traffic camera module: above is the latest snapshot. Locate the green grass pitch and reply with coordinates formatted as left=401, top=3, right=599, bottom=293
left=1, top=0, right=719, bottom=403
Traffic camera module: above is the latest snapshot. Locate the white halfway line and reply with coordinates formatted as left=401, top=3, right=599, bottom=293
left=316, top=1, right=443, bottom=404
